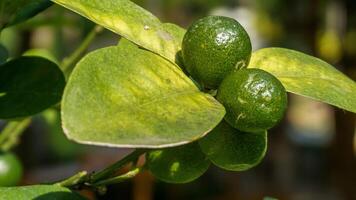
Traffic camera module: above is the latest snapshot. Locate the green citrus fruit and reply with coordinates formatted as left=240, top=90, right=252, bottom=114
left=0, top=152, right=23, bottom=186
left=146, top=142, right=210, bottom=183
left=182, top=16, right=252, bottom=89
left=199, top=121, right=267, bottom=171
left=217, top=68, right=287, bottom=132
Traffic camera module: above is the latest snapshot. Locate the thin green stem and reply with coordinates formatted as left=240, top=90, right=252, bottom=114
left=92, top=167, right=141, bottom=187
left=55, top=171, right=88, bottom=187
left=61, top=25, right=104, bottom=77
left=0, top=118, right=31, bottom=151
left=54, top=149, right=146, bottom=188
left=90, top=149, right=145, bottom=183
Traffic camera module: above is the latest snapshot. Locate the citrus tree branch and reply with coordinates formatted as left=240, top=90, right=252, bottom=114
left=92, top=167, right=141, bottom=187
left=90, top=149, right=145, bottom=183
left=61, top=25, right=104, bottom=77
left=0, top=118, right=31, bottom=151
left=54, top=149, right=146, bottom=188
left=56, top=171, right=88, bottom=187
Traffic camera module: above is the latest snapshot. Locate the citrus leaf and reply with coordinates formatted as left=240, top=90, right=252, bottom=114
left=23, top=48, right=59, bottom=65
left=0, top=185, right=86, bottom=200
left=0, top=0, right=52, bottom=29
left=0, top=57, right=65, bottom=119
left=146, top=142, right=210, bottom=183
left=62, top=45, right=225, bottom=148
left=249, top=48, right=356, bottom=113
left=51, top=0, right=185, bottom=64
left=199, top=121, right=267, bottom=171
left=0, top=44, right=8, bottom=65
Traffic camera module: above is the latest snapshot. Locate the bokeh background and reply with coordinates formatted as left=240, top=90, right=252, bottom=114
left=0, top=0, right=356, bottom=199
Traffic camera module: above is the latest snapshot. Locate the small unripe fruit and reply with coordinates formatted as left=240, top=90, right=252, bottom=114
left=217, top=68, right=287, bottom=132
left=182, top=16, right=252, bottom=89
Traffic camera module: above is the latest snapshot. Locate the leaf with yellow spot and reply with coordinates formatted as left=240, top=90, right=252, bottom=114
left=51, top=0, right=185, bottom=64
left=249, top=48, right=356, bottom=113
left=61, top=45, right=225, bottom=148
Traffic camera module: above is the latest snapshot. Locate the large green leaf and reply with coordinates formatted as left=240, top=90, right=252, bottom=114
left=0, top=0, right=52, bottom=29
left=0, top=57, right=65, bottom=119
left=0, top=185, right=86, bottom=200
left=51, top=0, right=185, bottom=64
left=199, top=121, right=267, bottom=171
left=62, top=45, right=225, bottom=148
left=146, top=142, right=210, bottom=183
left=249, top=48, right=356, bottom=113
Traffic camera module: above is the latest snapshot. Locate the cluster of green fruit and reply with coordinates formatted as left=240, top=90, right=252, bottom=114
left=147, top=16, right=287, bottom=183
left=182, top=16, right=287, bottom=132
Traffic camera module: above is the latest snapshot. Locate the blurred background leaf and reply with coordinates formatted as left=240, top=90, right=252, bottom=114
left=0, top=57, right=65, bottom=119
left=0, top=0, right=52, bottom=30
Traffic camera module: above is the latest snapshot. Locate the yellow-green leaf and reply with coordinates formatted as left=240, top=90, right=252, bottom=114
left=62, top=45, right=225, bottom=148
left=249, top=48, right=356, bottom=113
left=51, top=0, right=185, bottom=64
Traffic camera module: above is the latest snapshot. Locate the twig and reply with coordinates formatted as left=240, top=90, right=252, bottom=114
left=56, top=171, right=88, bottom=187
left=0, top=118, right=31, bottom=151
left=61, top=25, right=104, bottom=77
left=92, top=167, right=141, bottom=187
left=90, top=149, right=145, bottom=183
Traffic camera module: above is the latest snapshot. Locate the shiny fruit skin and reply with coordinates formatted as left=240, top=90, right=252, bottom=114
left=217, top=68, right=287, bottom=132
left=182, top=16, right=252, bottom=89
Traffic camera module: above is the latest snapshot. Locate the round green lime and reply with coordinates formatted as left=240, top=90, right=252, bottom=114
left=199, top=121, right=267, bottom=171
left=182, top=15, right=252, bottom=89
left=146, top=143, right=210, bottom=184
left=217, top=68, right=287, bottom=132
left=0, top=152, right=23, bottom=186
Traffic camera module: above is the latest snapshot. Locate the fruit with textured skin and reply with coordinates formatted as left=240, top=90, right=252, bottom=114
left=146, top=143, right=210, bottom=183
left=199, top=121, right=267, bottom=171
left=182, top=16, right=252, bottom=89
left=0, top=152, right=23, bottom=186
left=217, top=68, right=287, bottom=132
